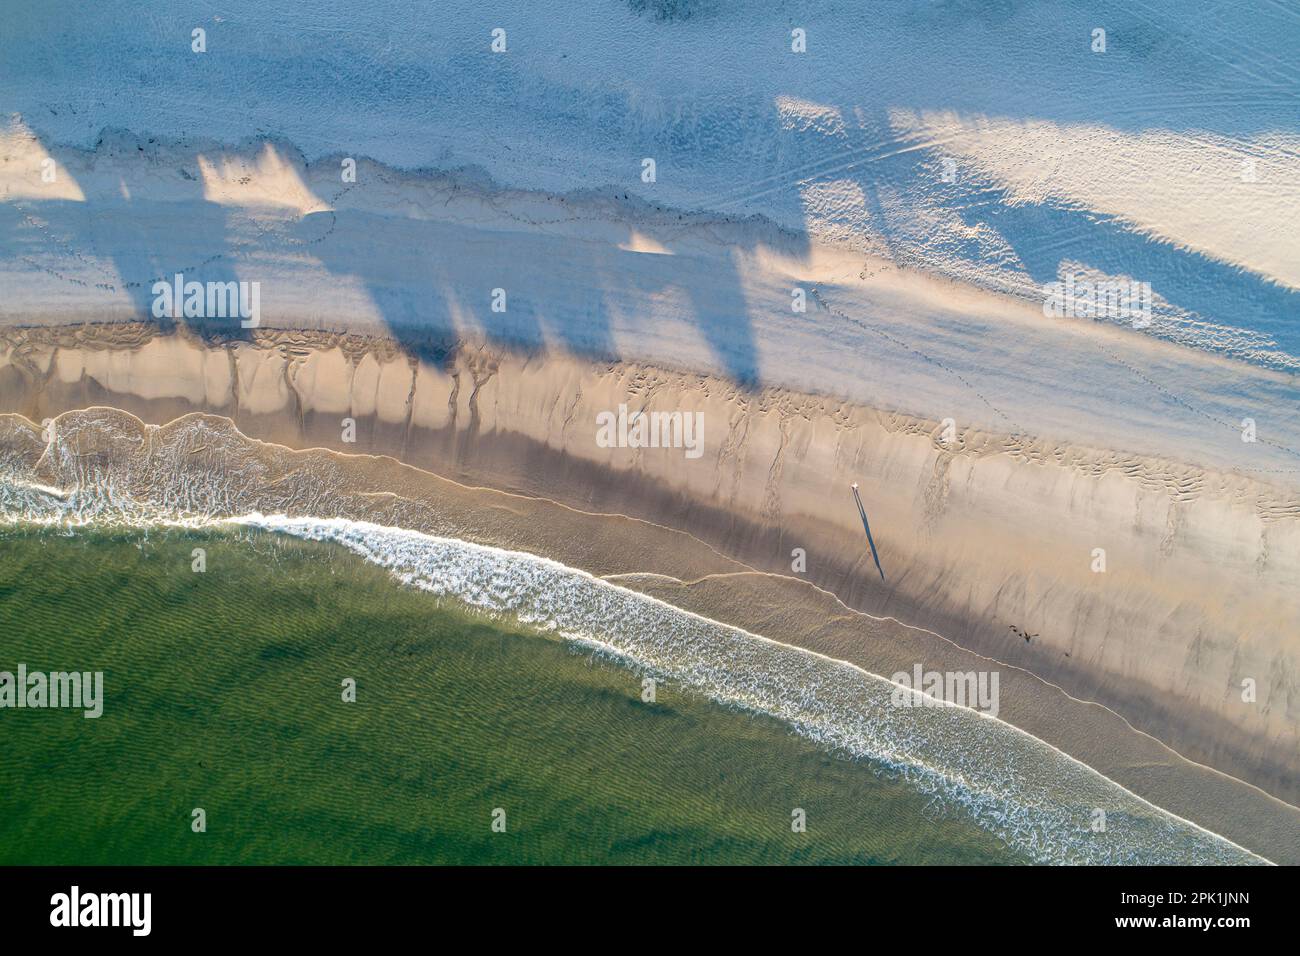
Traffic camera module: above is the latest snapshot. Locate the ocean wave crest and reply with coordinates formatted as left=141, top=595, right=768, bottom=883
left=225, top=512, right=1266, bottom=865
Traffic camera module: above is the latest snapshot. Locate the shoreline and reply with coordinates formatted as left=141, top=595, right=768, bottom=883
left=0, top=462, right=1278, bottom=863
left=2, top=321, right=1298, bottom=798
left=236, top=512, right=1271, bottom=865
left=1, top=388, right=1297, bottom=862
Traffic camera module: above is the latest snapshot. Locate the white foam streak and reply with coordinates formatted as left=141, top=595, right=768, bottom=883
left=226, top=512, right=1266, bottom=866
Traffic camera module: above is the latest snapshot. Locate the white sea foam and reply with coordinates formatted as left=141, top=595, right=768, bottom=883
left=216, top=511, right=1264, bottom=866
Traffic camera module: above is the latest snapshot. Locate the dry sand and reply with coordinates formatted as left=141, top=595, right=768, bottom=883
left=5, top=128, right=1299, bottom=479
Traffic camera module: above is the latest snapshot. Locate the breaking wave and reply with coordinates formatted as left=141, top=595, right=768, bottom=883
left=0, top=411, right=1269, bottom=864
left=225, top=514, right=1265, bottom=865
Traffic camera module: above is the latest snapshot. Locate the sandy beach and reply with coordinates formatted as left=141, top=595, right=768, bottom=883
left=3, top=0, right=1297, bottom=867
left=1, top=328, right=1298, bottom=862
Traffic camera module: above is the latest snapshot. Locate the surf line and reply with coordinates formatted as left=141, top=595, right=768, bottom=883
left=851, top=482, right=885, bottom=581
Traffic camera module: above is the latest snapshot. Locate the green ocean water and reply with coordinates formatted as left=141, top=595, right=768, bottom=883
left=0, top=526, right=1019, bottom=865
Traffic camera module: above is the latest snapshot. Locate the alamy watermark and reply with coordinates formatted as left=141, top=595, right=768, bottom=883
left=0, top=664, right=103, bottom=718
left=50, top=886, right=150, bottom=936
left=596, top=403, right=704, bottom=459
left=890, top=663, right=999, bottom=718
left=1042, top=275, right=1152, bottom=328
left=152, top=272, right=261, bottom=328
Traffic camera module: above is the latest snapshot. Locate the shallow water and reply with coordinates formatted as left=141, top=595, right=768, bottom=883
left=233, top=513, right=1267, bottom=865
left=0, top=526, right=1022, bottom=865
left=0, top=517, right=1266, bottom=864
